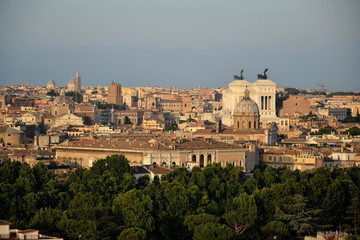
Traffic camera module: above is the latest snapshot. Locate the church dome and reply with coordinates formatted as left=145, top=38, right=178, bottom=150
left=68, top=77, right=75, bottom=85
left=53, top=95, right=73, bottom=105
left=234, top=89, right=259, bottom=114
left=47, top=77, right=56, bottom=86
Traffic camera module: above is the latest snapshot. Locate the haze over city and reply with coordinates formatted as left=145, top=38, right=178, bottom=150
left=1, top=0, right=359, bottom=91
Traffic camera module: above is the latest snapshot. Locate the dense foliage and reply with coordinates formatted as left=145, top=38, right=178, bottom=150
left=343, top=127, right=360, bottom=136
left=283, top=88, right=327, bottom=96
left=65, top=91, right=83, bottom=103
left=46, top=90, right=59, bottom=97
left=311, top=126, right=337, bottom=135
left=1, top=155, right=360, bottom=239
left=342, top=114, right=360, bottom=124
left=96, top=103, right=122, bottom=110
left=165, top=123, right=178, bottom=131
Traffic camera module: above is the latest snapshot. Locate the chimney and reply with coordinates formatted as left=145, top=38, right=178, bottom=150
left=216, top=119, right=222, bottom=134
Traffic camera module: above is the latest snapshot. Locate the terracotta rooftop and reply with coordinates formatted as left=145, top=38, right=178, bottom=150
left=18, top=229, right=38, bottom=234
left=132, top=166, right=150, bottom=174
left=0, top=219, right=11, bottom=225
left=145, top=165, right=173, bottom=175
left=332, top=148, right=355, bottom=153
left=316, top=139, right=343, bottom=143
left=0, top=126, right=24, bottom=134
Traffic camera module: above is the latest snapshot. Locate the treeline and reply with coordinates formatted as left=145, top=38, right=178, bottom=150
left=1, top=155, right=360, bottom=240
left=283, top=88, right=360, bottom=97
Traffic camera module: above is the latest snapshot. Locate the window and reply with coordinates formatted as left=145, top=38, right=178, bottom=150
left=274, top=156, right=276, bottom=162
left=269, top=156, right=272, bottom=161
left=279, top=157, right=282, bottom=163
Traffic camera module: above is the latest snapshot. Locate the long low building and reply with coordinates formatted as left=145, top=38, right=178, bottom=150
left=55, top=136, right=259, bottom=172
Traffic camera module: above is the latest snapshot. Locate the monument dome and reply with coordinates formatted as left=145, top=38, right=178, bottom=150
left=233, top=89, right=260, bottom=130
left=234, top=88, right=259, bottom=114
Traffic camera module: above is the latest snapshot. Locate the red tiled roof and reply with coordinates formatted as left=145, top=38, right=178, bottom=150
left=146, top=165, right=173, bottom=175
left=18, top=229, right=38, bottom=234
left=0, top=219, right=11, bottom=225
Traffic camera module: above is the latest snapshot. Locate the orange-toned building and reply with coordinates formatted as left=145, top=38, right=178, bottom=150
left=279, top=95, right=311, bottom=117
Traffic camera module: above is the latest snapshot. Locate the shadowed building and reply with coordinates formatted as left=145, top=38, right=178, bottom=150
left=108, top=81, right=123, bottom=106
left=51, top=93, right=74, bottom=117
left=0, top=126, right=24, bottom=146
left=279, top=95, right=311, bottom=117
left=75, top=72, right=81, bottom=91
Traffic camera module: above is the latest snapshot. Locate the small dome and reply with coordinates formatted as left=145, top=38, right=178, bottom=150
left=234, top=89, right=259, bottom=114
left=47, top=77, right=56, bottom=86
left=53, top=95, right=73, bottom=105
left=68, top=77, right=75, bottom=85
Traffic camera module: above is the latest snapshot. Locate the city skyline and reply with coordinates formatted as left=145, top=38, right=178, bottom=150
left=1, top=0, right=359, bottom=91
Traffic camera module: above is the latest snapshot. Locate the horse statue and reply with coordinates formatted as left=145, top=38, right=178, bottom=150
left=234, top=69, right=244, bottom=80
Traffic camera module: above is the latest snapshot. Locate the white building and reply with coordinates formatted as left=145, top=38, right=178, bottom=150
left=53, top=113, right=84, bottom=127
left=222, top=72, right=278, bottom=126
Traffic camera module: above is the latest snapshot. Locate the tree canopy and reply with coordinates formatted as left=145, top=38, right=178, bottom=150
left=1, top=157, right=360, bottom=239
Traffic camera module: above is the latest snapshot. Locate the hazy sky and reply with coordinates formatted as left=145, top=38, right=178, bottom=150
left=0, top=0, right=359, bottom=91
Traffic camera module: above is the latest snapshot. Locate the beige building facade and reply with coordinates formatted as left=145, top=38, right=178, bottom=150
left=222, top=75, right=278, bottom=126
left=55, top=137, right=259, bottom=172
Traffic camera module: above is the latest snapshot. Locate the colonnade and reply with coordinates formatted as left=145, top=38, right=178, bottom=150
left=260, top=96, right=272, bottom=110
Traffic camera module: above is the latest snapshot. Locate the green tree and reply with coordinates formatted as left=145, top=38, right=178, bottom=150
left=321, top=179, right=346, bottom=229
left=113, top=189, right=155, bottom=232
left=96, top=103, right=121, bottom=110
left=314, top=126, right=337, bottom=135
left=184, top=213, right=219, bottom=232
left=343, top=196, right=360, bottom=235
left=276, top=194, right=322, bottom=237
left=136, top=175, right=150, bottom=190
left=261, top=221, right=289, bottom=240
left=343, top=127, right=360, bottom=136
left=117, top=227, right=146, bottom=240
left=46, top=90, right=59, bottom=97
left=65, top=91, right=83, bottom=103
left=82, top=116, right=92, bottom=125
left=165, top=123, right=178, bottom=131
left=124, top=116, right=132, bottom=124
left=90, top=155, right=132, bottom=179
left=193, top=222, right=236, bottom=240
left=224, top=193, right=257, bottom=235
left=29, top=207, right=62, bottom=232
